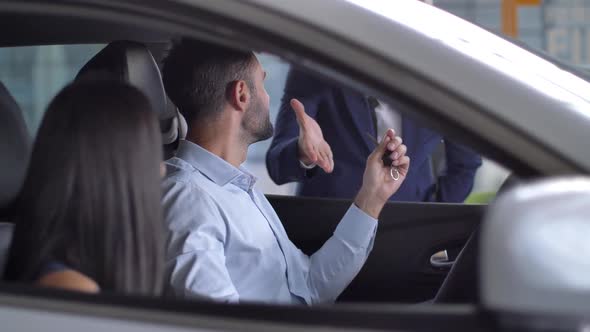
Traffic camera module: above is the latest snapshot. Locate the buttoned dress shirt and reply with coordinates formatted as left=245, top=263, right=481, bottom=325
left=162, top=140, right=378, bottom=305
left=374, top=98, right=402, bottom=140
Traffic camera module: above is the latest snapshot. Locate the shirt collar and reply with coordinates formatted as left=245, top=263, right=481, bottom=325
left=175, top=140, right=257, bottom=191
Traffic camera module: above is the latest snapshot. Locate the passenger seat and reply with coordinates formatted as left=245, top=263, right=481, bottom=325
left=0, top=82, right=31, bottom=274
left=76, top=40, right=186, bottom=159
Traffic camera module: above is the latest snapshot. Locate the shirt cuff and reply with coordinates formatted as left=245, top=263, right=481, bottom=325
left=299, top=160, right=317, bottom=169
left=334, top=204, right=378, bottom=249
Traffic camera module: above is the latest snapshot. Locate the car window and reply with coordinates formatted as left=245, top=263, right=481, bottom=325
left=0, top=45, right=508, bottom=203
left=249, top=54, right=508, bottom=203
left=0, top=44, right=105, bottom=135
left=468, top=159, right=509, bottom=204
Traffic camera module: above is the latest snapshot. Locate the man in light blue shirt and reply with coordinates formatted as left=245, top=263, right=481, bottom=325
left=161, top=39, right=410, bottom=305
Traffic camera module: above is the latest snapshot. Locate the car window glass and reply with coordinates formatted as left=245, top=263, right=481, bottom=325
left=0, top=45, right=511, bottom=205
left=247, top=54, right=509, bottom=203
left=469, top=159, right=510, bottom=204
left=0, top=44, right=105, bottom=135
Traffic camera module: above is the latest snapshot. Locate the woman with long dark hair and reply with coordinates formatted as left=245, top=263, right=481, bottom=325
left=4, top=79, right=164, bottom=295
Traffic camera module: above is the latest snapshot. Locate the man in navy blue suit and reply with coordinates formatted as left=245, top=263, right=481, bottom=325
left=266, top=68, right=482, bottom=202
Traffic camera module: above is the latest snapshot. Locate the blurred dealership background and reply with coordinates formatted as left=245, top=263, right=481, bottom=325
left=438, top=0, right=590, bottom=66
left=1, top=0, right=587, bottom=200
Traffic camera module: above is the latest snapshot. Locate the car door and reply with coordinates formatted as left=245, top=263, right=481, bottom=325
left=269, top=195, right=483, bottom=303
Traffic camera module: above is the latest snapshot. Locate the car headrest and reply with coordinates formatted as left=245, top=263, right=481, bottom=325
left=161, top=109, right=187, bottom=147
left=481, top=177, right=590, bottom=323
left=76, top=41, right=185, bottom=148
left=0, top=82, right=30, bottom=216
left=77, top=41, right=170, bottom=117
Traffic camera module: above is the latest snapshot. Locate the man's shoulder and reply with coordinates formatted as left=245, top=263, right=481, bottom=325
left=161, top=158, right=221, bottom=220
left=163, top=157, right=197, bottom=186
left=162, top=157, right=220, bottom=201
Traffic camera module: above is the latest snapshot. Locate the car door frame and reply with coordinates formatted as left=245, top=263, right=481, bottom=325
left=0, top=0, right=586, bottom=329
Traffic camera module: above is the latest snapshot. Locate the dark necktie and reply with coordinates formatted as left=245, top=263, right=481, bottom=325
left=367, top=96, right=380, bottom=138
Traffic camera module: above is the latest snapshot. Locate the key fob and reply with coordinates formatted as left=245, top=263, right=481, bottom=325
left=382, top=153, right=393, bottom=167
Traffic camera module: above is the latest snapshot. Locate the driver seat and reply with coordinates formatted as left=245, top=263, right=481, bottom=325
left=76, top=40, right=186, bottom=159
left=0, top=81, right=31, bottom=274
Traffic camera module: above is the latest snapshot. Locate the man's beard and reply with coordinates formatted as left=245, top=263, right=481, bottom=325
left=242, top=95, right=274, bottom=144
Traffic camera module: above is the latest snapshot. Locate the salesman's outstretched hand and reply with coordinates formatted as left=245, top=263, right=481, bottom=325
left=354, top=129, right=410, bottom=219
left=291, top=98, right=334, bottom=173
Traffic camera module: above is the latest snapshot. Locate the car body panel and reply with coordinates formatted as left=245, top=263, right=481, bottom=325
left=0, top=286, right=484, bottom=332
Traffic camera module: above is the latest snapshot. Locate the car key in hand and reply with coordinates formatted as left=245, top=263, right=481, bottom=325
left=366, top=132, right=400, bottom=181
left=365, top=132, right=394, bottom=166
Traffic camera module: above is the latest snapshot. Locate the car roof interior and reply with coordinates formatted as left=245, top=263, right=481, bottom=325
left=0, top=13, right=174, bottom=70
left=0, top=13, right=172, bottom=47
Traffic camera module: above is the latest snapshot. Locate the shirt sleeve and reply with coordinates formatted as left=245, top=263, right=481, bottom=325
left=303, top=204, right=378, bottom=304
left=162, top=179, right=239, bottom=303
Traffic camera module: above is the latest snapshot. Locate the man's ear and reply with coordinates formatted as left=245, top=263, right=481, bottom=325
left=227, top=80, right=250, bottom=112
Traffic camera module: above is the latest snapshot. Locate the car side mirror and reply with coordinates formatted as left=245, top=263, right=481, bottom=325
left=480, top=177, right=590, bottom=331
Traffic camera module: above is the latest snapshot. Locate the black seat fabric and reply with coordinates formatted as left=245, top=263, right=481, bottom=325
left=76, top=41, right=169, bottom=117
left=0, top=223, right=14, bottom=275
left=0, top=82, right=30, bottom=273
left=0, top=82, right=30, bottom=214
left=76, top=41, right=184, bottom=157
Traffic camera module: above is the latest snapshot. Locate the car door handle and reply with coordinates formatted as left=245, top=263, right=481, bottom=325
left=430, top=250, right=455, bottom=269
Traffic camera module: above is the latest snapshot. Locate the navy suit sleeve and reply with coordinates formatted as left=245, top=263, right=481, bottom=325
left=436, top=140, right=482, bottom=203
left=266, top=68, right=330, bottom=185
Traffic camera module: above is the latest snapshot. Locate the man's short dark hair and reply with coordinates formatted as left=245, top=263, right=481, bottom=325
left=162, top=39, right=257, bottom=123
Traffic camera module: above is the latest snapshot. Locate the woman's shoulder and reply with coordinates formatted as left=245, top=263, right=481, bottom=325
left=37, top=265, right=99, bottom=293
